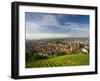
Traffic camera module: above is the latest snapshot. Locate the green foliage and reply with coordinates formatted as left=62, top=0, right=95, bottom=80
left=26, top=54, right=89, bottom=68
left=26, top=52, right=48, bottom=61
left=79, top=43, right=85, bottom=48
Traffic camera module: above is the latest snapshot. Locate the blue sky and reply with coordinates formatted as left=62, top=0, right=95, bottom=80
left=25, top=12, right=89, bottom=39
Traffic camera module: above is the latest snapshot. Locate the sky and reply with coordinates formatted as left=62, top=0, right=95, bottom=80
left=25, top=12, right=89, bottom=40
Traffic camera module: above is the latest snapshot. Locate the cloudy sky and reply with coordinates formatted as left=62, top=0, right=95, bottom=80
left=25, top=12, right=89, bottom=40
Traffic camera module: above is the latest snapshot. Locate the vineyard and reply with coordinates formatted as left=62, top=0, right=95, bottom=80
left=26, top=54, right=89, bottom=68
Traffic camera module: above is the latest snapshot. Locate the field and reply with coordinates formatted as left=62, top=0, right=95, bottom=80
left=26, top=54, right=89, bottom=68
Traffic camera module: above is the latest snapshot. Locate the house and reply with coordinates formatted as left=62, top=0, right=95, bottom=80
left=80, top=48, right=88, bottom=54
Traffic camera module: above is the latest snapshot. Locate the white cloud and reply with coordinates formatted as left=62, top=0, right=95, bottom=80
left=26, top=21, right=42, bottom=33
left=40, top=14, right=58, bottom=25
left=64, top=22, right=89, bottom=33
left=26, top=33, right=71, bottom=40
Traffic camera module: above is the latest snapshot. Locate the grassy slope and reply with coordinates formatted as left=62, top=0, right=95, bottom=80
left=26, top=54, right=89, bottom=68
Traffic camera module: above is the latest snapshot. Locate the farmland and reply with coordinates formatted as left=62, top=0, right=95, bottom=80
left=26, top=54, right=89, bottom=68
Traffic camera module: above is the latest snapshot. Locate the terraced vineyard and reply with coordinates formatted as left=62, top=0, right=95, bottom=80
left=26, top=54, right=89, bottom=68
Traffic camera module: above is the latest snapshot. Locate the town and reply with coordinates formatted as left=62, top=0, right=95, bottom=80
left=26, top=38, right=89, bottom=61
